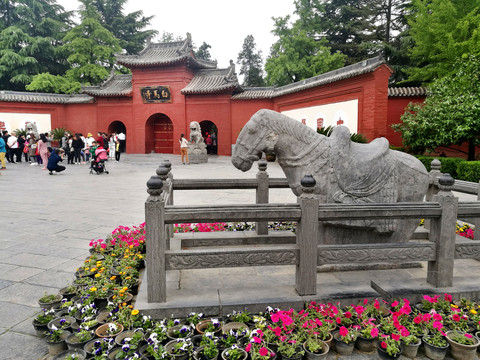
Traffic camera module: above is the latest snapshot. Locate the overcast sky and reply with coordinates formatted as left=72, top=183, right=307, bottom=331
left=57, top=0, right=297, bottom=69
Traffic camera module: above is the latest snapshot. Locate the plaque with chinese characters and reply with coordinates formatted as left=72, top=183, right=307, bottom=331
left=140, top=86, right=172, bottom=103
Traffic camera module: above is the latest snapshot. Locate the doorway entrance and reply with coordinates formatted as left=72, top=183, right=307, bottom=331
left=145, top=114, right=173, bottom=153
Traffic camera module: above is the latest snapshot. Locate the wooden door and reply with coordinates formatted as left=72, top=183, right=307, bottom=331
left=154, top=118, right=173, bottom=153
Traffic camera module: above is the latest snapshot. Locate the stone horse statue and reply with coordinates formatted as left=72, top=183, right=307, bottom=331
left=232, top=109, right=429, bottom=244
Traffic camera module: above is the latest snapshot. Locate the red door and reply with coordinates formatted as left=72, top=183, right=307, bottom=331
left=154, top=118, right=173, bottom=153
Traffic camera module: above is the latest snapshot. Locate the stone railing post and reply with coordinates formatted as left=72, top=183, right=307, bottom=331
left=157, top=164, right=171, bottom=249
left=425, top=159, right=442, bottom=231
left=163, top=159, right=173, bottom=207
left=145, top=175, right=166, bottom=302
left=256, top=159, right=269, bottom=235
left=427, top=173, right=458, bottom=287
left=295, top=175, right=318, bottom=295
left=474, top=180, right=480, bottom=241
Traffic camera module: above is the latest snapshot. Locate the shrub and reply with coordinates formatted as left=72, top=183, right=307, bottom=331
left=415, top=156, right=465, bottom=178
left=456, top=161, right=480, bottom=183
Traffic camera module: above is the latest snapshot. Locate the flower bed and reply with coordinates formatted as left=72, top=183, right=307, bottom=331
left=36, top=223, right=480, bottom=359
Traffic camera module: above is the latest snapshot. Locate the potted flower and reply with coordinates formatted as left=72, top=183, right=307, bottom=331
left=52, top=348, right=87, bottom=360
left=196, top=318, right=222, bottom=335
left=245, top=341, right=276, bottom=359
left=445, top=330, right=480, bottom=360
left=84, top=338, right=116, bottom=358
left=194, top=336, right=219, bottom=360
left=39, top=292, right=63, bottom=309
left=95, top=322, right=124, bottom=338
left=227, top=310, right=252, bottom=324
left=377, top=334, right=402, bottom=359
left=303, top=335, right=329, bottom=359
left=65, top=328, right=94, bottom=349
left=45, top=325, right=71, bottom=356
left=165, top=338, right=193, bottom=360
left=187, top=312, right=204, bottom=326
left=33, top=309, right=56, bottom=337
left=356, top=319, right=379, bottom=352
left=141, top=332, right=168, bottom=359
left=167, top=324, right=193, bottom=339
left=59, top=285, right=77, bottom=301
left=221, top=345, right=248, bottom=360
left=400, top=333, right=421, bottom=359
left=332, top=326, right=358, bottom=355
left=422, top=329, right=449, bottom=360
left=277, top=334, right=304, bottom=360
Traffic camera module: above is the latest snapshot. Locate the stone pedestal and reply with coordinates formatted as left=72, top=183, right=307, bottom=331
left=189, top=153, right=208, bottom=164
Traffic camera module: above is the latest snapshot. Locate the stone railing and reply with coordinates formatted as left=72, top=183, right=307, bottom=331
left=144, top=160, right=480, bottom=303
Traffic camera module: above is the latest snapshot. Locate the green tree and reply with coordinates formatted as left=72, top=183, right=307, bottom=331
left=393, top=55, right=480, bottom=160
left=0, top=0, right=72, bottom=90
left=195, top=41, right=212, bottom=61
left=265, top=17, right=345, bottom=86
left=90, top=0, right=156, bottom=54
left=237, top=35, right=265, bottom=87
left=406, top=0, right=480, bottom=84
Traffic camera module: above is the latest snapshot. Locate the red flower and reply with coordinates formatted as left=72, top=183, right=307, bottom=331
left=381, top=341, right=387, bottom=349
left=259, top=347, right=269, bottom=356
left=392, top=333, right=400, bottom=341
left=452, top=314, right=461, bottom=322
left=339, top=326, right=349, bottom=337
left=345, top=311, right=352, bottom=318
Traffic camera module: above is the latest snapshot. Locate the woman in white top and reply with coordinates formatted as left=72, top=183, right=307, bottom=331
left=179, top=133, right=189, bottom=164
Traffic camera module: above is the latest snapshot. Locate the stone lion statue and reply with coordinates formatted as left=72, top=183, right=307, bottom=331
left=25, top=122, right=39, bottom=138
left=189, top=121, right=204, bottom=144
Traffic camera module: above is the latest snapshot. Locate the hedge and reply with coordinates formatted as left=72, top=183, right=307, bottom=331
left=415, top=156, right=465, bottom=179
left=456, top=161, right=480, bottom=183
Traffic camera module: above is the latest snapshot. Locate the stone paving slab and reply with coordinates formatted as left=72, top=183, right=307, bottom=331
left=0, top=332, right=46, bottom=360
left=0, top=266, right=43, bottom=282
left=0, top=302, right=38, bottom=329
left=0, top=283, right=59, bottom=307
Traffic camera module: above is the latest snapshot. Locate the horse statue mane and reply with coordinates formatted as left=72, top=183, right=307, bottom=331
left=232, top=109, right=429, bottom=244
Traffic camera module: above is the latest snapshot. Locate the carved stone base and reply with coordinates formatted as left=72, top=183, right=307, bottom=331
left=189, top=153, right=208, bottom=164
left=317, top=262, right=422, bottom=273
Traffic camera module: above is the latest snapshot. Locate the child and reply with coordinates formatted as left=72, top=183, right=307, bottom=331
left=115, top=139, right=121, bottom=161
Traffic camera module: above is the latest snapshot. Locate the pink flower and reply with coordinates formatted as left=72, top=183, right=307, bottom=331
left=336, top=317, right=342, bottom=325
left=400, top=328, right=410, bottom=337
left=452, top=314, right=460, bottom=322
left=391, top=301, right=399, bottom=307
left=270, top=313, right=279, bottom=323
left=381, top=341, right=387, bottom=349
left=370, top=327, right=379, bottom=338
left=444, top=293, right=452, bottom=302
left=413, top=315, right=422, bottom=324
left=345, top=311, right=352, bottom=319
left=253, top=336, right=261, bottom=344
left=433, top=313, right=443, bottom=321
left=363, top=298, right=368, bottom=305
left=259, top=347, right=269, bottom=356
left=245, top=343, right=251, bottom=352
left=432, top=321, right=443, bottom=330
left=465, top=333, right=473, bottom=339
left=339, top=326, right=348, bottom=337
left=392, top=333, right=400, bottom=341
left=374, top=299, right=380, bottom=309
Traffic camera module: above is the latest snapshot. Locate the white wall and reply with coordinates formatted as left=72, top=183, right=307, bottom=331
left=0, top=113, right=52, bottom=134
left=281, top=99, right=359, bottom=133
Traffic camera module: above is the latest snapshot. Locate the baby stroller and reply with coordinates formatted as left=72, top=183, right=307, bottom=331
left=90, top=147, right=109, bottom=175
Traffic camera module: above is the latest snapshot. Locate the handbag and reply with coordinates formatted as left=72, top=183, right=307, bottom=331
left=23, top=144, right=29, bottom=153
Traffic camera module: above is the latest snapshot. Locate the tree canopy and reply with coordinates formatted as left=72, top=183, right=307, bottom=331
left=393, top=56, right=480, bottom=160
left=406, top=0, right=480, bottom=84
left=237, top=35, right=265, bottom=87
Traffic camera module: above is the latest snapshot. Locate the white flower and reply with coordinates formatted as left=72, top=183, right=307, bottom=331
left=51, top=324, right=58, bottom=331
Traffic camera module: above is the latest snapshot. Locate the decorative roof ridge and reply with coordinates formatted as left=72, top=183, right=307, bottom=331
left=0, top=90, right=93, bottom=104
left=226, top=60, right=237, bottom=82
left=388, top=86, right=428, bottom=97
left=193, top=57, right=218, bottom=68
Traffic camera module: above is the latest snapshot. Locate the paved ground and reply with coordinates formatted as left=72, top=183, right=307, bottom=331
left=1, top=154, right=479, bottom=359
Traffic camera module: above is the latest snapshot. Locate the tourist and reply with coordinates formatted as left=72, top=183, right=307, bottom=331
left=0, top=136, right=6, bottom=170
left=72, top=134, right=84, bottom=164
left=28, top=134, right=37, bottom=165
left=211, top=132, right=217, bottom=154
left=2, top=130, right=11, bottom=163
left=89, top=141, right=98, bottom=161
left=108, top=133, right=116, bottom=159
left=47, top=148, right=66, bottom=175
left=117, top=131, right=126, bottom=152
left=44, top=132, right=53, bottom=148
left=7, top=131, right=19, bottom=163
left=61, top=132, right=69, bottom=151
left=179, top=133, right=189, bottom=164
left=79, top=133, right=87, bottom=163
left=37, top=133, right=49, bottom=170
left=17, top=134, right=26, bottom=162
left=66, top=135, right=74, bottom=164
left=96, top=132, right=105, bottom=148
left=115, top=139, right=121, bottom=162
left=85, top=133, right=95, bottom=161
left=205, top=135, right=212, bottom=154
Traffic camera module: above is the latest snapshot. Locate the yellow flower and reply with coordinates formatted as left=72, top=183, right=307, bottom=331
left=94, top=273, right=101, bottom=278
left=123, top=287, right=128, bottom=291
left=451, top=304, right=458, bottom=309
left=90, top=268, right=97, bottom=272
left=137, top=255, right=143, bottom=259
left=110, top=276, right=116, bottom=281
left=471, top=309, right=478, bottom=315
left=131, top=309, right=139, bottom=316
left=90, top=287, right=97, bottom=292
left=125, top=276, right=131, bottom=280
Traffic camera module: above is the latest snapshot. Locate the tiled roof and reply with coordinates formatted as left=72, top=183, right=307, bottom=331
left=388, top=87, right=427, bottom=97
left=232, top=56, right=388, bottom=100
left=181, top=63, right=240, bottom=95
left=82, top=74, right=132, bottom=97
left=0, top=90, right=93, bottom=104
left=231, top=87, right=275, bottom=100
left=117, top=33, right=217, bottom=69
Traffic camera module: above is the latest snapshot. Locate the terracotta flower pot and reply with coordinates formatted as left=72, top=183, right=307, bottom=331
left=95, top=322, right=124, bottom=338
